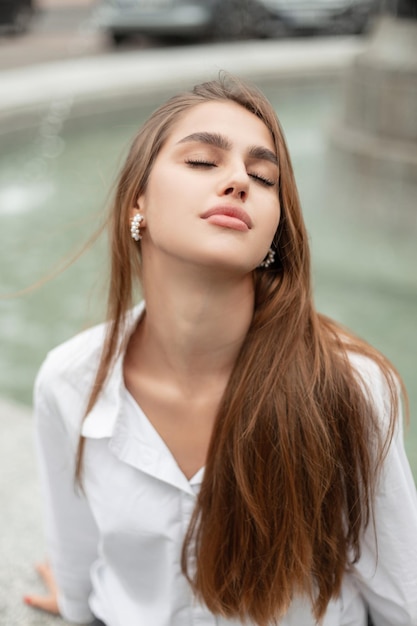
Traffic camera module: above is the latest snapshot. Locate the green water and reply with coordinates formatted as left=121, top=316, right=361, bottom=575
left=0, top=79, right=416, bottom=478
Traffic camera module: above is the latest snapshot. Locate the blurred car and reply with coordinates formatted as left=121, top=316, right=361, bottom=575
left=95, top=0, right=378, bottom=45
left=0, top=0, right=35, bottom=34
left=95, top=0, right=278, bottom=44
left=96, top=0, right=216, bottom=44
left=273, top=0, right=379, bottom=35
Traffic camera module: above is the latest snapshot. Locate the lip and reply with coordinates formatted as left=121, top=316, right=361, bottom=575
left=201, top=205, right=253, bottom=230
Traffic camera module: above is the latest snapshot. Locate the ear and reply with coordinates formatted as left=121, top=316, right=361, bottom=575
left=129, top=198, right=146, bottom=226
left=137, top=191, right=146, bottom=213
left=129, top=207, right=139, bottom=221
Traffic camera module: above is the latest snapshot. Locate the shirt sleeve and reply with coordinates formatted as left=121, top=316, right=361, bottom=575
left=351, top=381, right=417, bottom=626
left=34, top=362, right=99, bottom=624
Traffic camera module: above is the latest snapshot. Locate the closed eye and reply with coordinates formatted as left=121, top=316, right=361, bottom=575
left=185, top=159, right=217, bottom=168
left=249, top=172, right=276, bottom=187
left=185, top=159, right=276, bottom=187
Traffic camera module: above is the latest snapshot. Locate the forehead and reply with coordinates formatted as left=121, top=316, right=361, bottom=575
left=166, top=100, right=276, bottom=152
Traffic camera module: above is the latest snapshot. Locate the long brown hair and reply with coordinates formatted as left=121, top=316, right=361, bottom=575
left=77, top=75, right=403, bottom=624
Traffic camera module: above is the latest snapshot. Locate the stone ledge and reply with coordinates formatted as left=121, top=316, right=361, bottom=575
left=330, top=123, right=417, bottom=182
left=0, top=36, right=365, bottom=133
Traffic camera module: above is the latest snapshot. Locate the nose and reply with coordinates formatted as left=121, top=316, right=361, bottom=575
left=219, top=164, right=249, bottom=201
left=223, top=184, right=247, bottom=201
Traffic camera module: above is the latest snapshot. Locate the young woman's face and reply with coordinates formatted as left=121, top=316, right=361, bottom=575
left=137, top=100, right=281, bottom=274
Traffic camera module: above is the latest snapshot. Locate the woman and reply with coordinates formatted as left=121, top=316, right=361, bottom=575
left=25, top=76, right=417, bottom=625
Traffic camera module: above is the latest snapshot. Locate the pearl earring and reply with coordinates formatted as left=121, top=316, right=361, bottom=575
left=258, top=247, right=276, bottom=269
left=130, top=213, right=144, bottom=241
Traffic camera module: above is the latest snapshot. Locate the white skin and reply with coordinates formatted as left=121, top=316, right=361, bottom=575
left=25, top=100, right=281, bottom=613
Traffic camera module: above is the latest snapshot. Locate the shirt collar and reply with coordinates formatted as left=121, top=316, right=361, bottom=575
left=80, top=301, right=205, bottom=492
left=109, top=388, right=205, bottom=493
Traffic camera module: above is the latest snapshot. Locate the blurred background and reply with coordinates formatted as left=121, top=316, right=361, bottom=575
left=0, top=1, right=416, bottom=624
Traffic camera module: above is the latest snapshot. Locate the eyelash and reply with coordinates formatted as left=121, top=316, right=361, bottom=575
left=185, top=159, right=276, bottom=188
left=185, top=159, right=216, bottom=168
left=250, top=173, right=275, bottom=187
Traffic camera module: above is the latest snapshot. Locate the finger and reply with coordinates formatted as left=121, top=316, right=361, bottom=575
left=23, top=594, right=60, bottom=614
left=35, top=562, right=58, bottom=593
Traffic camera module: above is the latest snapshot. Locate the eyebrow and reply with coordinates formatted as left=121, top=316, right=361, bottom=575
left=177, top=132, right=278, bottom=166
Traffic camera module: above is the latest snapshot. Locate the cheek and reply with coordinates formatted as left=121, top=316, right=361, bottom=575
left=143, top=182, right=185, bottom=242
left=265, top=198, right=281, bottom=236
left=145, top=165, right=185, bottom=215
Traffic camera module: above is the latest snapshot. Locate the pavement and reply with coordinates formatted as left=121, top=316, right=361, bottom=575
left=0, top=5, right=367, bottom=625
left=0, top=399, right=74, bottom=626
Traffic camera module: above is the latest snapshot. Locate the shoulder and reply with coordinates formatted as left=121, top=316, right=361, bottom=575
left=38, top=320, right=108, bottom=385
left=34, top=302, right=144, bottom=416
left=345, top=347, right=400, bottom=433
left=34, top=320, right=108, bottom=418
left=347, top=350, right=387, bottom=389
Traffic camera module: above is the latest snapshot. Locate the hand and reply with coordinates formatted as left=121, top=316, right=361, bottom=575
left=24, top=561, right=60, bottom=614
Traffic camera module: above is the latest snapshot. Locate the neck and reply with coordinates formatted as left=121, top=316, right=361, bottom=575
left=130, top=254, right=254, bottom=390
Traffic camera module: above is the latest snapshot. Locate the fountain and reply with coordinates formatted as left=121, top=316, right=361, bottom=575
left=331, top=2, right=417, bottom=230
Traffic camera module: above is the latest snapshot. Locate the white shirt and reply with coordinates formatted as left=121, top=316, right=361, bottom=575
left=34, top=303, right=417, bottom=626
